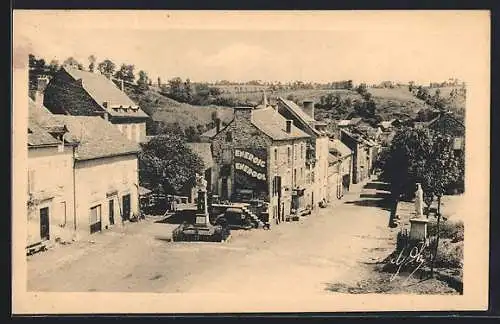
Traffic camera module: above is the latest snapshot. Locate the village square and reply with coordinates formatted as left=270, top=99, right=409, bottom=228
left=19, top=13, right=468, bottom=296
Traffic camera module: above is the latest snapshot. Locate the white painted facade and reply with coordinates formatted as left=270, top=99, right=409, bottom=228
left=74, top=154, right=139, bottom=238
left=114, top=122, right=146, bottom=143
left=27, top=145, right=75, bottom=246
left=314, top=136, right=330, bottom=205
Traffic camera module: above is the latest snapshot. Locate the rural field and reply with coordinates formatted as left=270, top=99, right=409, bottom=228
left=125, top=87, right=234, bottom=131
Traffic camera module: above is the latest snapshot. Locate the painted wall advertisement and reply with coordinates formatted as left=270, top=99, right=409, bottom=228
left=233, top=148, right=268, bottom=194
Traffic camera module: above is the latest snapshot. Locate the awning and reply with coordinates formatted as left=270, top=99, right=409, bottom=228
left=138, top=186, right=153, bottom=196
left=226, top=208, right=243, bottom=214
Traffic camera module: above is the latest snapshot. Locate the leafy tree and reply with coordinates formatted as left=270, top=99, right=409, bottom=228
left=29, top=54, right=46, bottom=70
left=377, top=127, right=434, bottom=226
left=168, top=77, right=184, bottom=100
left=184, top=78, right=193, bottom=102
left=139, top=134, right=204, bottom=195
left=48, top=59, right=60, bottom=73
left=137, top=70, right=149, bottom=91
left=97, top=59, right=116, bottom=76
left=88, top=55, right=97, bottom=72
left=115, top=64, right=135, bottom=82
left=63, top=57, right=83, bottom=70
left=356, top=83, right=368, bottom=96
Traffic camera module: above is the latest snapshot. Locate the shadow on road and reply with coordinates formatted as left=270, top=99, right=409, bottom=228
left=363, top=182, right=390, bottom=191
left=155, top=210, right=197, bottom=225
left=359, top=192, right=391, bottom=199
left=344, top=199, right=392, bottom=211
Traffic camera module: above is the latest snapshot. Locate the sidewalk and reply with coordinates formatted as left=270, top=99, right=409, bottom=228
left=26, top=218, right=155, bottom=277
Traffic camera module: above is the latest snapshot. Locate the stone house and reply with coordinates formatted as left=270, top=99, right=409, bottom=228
left=204, top=104, right=310, bottom=223
left=276, top=98, right=330, bottom=208
left=327, top=139, right=353, bottom=202
left=340, top=129, right=371, bottom=184
left=41, top=66, right=150, bottom=143
left=31, top=101, right=141, bottom=239
left=27, top=101, right=77, bottom=247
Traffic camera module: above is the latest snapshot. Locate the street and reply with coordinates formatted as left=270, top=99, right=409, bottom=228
left=27, top=178, right=397, bottom=294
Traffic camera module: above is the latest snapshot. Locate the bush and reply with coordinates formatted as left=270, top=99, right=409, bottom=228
left=428, top=238, right=463, bottom=268
left=428, top=220, right=464, bottom=242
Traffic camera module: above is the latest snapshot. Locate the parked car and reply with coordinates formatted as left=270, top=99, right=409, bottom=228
left=214, top=207, right=253, bottom=230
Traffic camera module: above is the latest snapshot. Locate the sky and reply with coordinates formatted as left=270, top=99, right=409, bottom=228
left=13, top=10, right=490, bottom=84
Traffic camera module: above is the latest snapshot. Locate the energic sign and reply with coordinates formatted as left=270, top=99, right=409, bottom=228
left=234, top=148, right=267, bottom=181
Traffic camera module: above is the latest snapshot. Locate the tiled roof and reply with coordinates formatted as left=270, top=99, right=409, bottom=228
left=36, top=114, right=140, bottom=161
left=201, top=127, right=218, bottom=138
left=186, top=142, right=214, bottom=169
left=251, top=107, right=310, bottom=141
left=202, top=107, right=309, bottom=141
left=138, top=186, right=152, bottom=196
left=277, top=98, right=315, bottom=123
left=329, top=139, right=353, bottom=157
left=28, top=118, right=60, bottom=147
left=63, top=67, right=149, bottom=119
left=28, top=98, right=67, bottom=147
left=350, top=117, right=362, bottom=125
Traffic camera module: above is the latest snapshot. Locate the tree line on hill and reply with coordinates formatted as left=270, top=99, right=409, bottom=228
left=409, top=82, right=466, bottom=121
left=29, top=54, right=152, bottom=93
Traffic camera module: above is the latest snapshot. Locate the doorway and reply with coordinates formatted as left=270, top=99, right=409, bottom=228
left=90, top=205, right=102, bottom=234
left=221, top=177, right=228, bottom=201
left=40, top=207, right=50, bottom=241
left=122, top=194, right=131, bottom=221
left=108, top=199, right=115, bottom=225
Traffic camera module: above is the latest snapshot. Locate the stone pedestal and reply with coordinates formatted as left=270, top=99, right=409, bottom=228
left=409, top=217, right=429, bottom=241
left=195, top=188, right=210, bottom=227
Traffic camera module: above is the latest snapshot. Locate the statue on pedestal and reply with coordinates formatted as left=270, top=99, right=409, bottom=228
left=415, top=183, right=424, bottom=217
left=195, top=173, right=208, bottom=192
left=195, top=173, right=208, bottom=217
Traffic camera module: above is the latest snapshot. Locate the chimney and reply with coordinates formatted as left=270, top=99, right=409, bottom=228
left=216, top=118, right=221, bottom=133
left=103, top=102, right=108, bottom=109
left=233, top=106, right=253, bottom=121
left=120, top=79, right=124, bottom=91
left=35, top=76, right=49, bottom=106
left=303, top=100, right=315, bottom=119
left=286, top=120, right=292, bottom=133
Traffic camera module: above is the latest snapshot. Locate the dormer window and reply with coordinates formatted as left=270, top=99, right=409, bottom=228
left=103, top=102, right=108, bottom=108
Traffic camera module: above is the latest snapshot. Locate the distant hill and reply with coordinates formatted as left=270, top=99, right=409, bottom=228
left=221, top=87, right=430, bottom=122
left=426, top=86, right=466, bottom=118
left=367, top=87, right=430, bottom=120
left=121, top=83, right=234, bottom=134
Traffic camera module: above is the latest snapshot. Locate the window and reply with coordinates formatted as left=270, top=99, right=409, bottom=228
left=293, top=169, right=297, bottom=186
left=225, top=131, right=233, bottom=142
left=274, top=148, right=278, bottom=164
left=294, top=145, right=297, bottom=160
left=301, top=144, right=304, bottom=159
left=287, top=147, right=291, bottom=164
left=301, top=168, right=304, bottom=183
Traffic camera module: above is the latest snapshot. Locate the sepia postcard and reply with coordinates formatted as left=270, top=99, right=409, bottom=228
left=12, top=10, right=490, bottom=314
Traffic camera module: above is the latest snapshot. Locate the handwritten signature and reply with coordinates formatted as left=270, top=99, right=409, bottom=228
left=389, top=241, right=427, bottom=283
